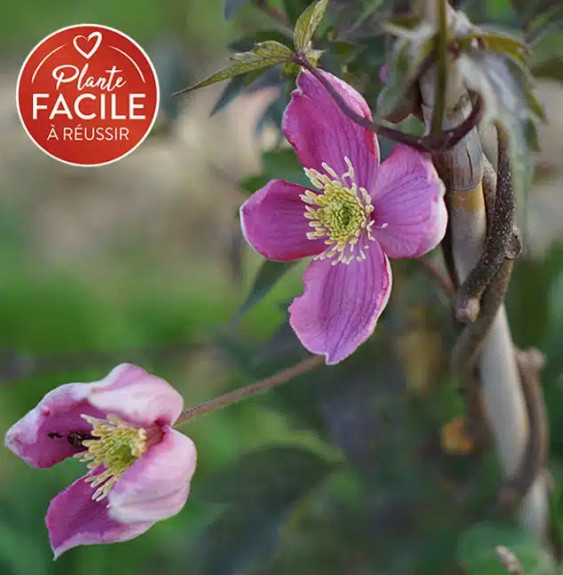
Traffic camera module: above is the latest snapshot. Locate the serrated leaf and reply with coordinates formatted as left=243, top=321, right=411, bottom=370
left=178, top=47, right=293, bottom=94
left=229, top=30, right=293, bottom=52
left=456, top=521, right=556, bottom=575
left=294, top=0, right=329, bottom=53
left=254, top=40, right=295, bottom=59
left=177, top=60, right=272, bottom=94
left=224, top=0, right=249, bottom=20
left=236, top=260, right=297, bottom=318
left=196, top=445, right=335, bottom=504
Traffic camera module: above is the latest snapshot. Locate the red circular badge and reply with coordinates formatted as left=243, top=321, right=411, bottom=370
left=16, top=24, right=159, bottom=167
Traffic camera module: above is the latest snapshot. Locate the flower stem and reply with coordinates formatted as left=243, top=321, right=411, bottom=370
left=174, top=355, right=324, bottom=426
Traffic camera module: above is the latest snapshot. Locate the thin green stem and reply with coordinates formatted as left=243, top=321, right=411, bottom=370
left=174, top=355, right=324, bottom=426
left=431, top=0, right=448, bottom=134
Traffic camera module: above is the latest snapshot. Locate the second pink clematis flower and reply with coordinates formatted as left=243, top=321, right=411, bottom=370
left=240, top=69, right=447, bottom=364
left=5, top=364, right=197, bottom=558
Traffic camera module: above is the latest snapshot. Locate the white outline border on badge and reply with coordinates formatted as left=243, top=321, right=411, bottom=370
left=15, top=23, right=161, bottom=168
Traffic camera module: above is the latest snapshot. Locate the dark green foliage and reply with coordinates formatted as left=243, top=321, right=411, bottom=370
left=456, top=520, right=557, bottom=574
left=193, top=446, right=335, bottom=575
left=236, top=261, right=298, bottom=319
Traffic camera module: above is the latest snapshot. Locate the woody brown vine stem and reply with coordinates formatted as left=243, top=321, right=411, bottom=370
left=415, top=0, right=549, bottom=538
left=297, top=4, right=549, bottom=533
left=494, top=348, right=548, bottom=517
left=453, top=128, right=519, bottom=323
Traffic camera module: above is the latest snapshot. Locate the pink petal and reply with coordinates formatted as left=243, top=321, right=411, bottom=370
left=46, top=473, right=154, bottom=558
left=4, top=383, right=105, bottom=468
left=88, top=364, right=184, bottom=428
left=4, top=365, right=184, bottom=468
left=371, top=145, right=447, bottom=258
left=283, top=69, right=379, bottom=189
left=240, top=179, right=325, bottom=261
left=108, top=429, right=197, bottom=523
left=289, top=242, right=392, bottom=364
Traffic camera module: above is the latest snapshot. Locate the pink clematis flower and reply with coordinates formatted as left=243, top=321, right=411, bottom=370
left=4, top=364, right=197, bottom=558
left=240, top=69, right=447, bottom=364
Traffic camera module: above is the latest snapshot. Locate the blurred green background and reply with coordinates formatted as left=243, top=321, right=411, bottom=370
left=0, top=0, right=562, bottom=574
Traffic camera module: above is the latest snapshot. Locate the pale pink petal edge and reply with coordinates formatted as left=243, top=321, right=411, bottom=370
left=108, top=429, right=197, bottom=524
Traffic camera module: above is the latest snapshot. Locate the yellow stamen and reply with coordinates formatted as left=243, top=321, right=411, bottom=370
left=75, top=414, right=147, bottom=501
left=301, top=157, right=375, bottom=265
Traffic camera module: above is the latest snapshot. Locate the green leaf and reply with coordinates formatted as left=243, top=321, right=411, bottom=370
left=178, top=44, right=293, bottom=94
left=456, top=31, right=528, bottom=64
left=211, top=67, right=279, bottom=117
left=229, top=30, right=293, bottom=52
left=283, top=0, right=311, bottom=24
left=196, top=445, right=335, bottom=504
left=211, top=75, right=248, bottom=116
left=240, top=173, right=269, bottom=196
left=384, top=15, right=425, bottom=35
left=261, top=147, right=309, bottom=185
left=531, top=29, right=563, bottom=81
left=236, top=260, right=297, bottom=318
left=527, top=5, right=563, bottom=40
left=456, top=521, right=556, bottom=575
left=178, top=58, right=273, bottom=93
left=254, top=40, right=295, bottom=60
left=294, top=0, right=329, bottom=53
left=255, top=91, right=286, bottom=136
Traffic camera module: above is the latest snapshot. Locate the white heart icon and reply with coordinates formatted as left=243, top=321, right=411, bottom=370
left=73, top=31, right=102, bottom=59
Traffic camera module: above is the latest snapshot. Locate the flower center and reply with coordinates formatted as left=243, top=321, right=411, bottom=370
left=301, top=157, right=375, bottom=265
left=75, top=414, right=147, bottom=502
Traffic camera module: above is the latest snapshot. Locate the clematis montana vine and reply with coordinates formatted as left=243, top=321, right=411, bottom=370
left=5, top=364, right=197, bottom=558
left=240, top=69, right=447, bottom=364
